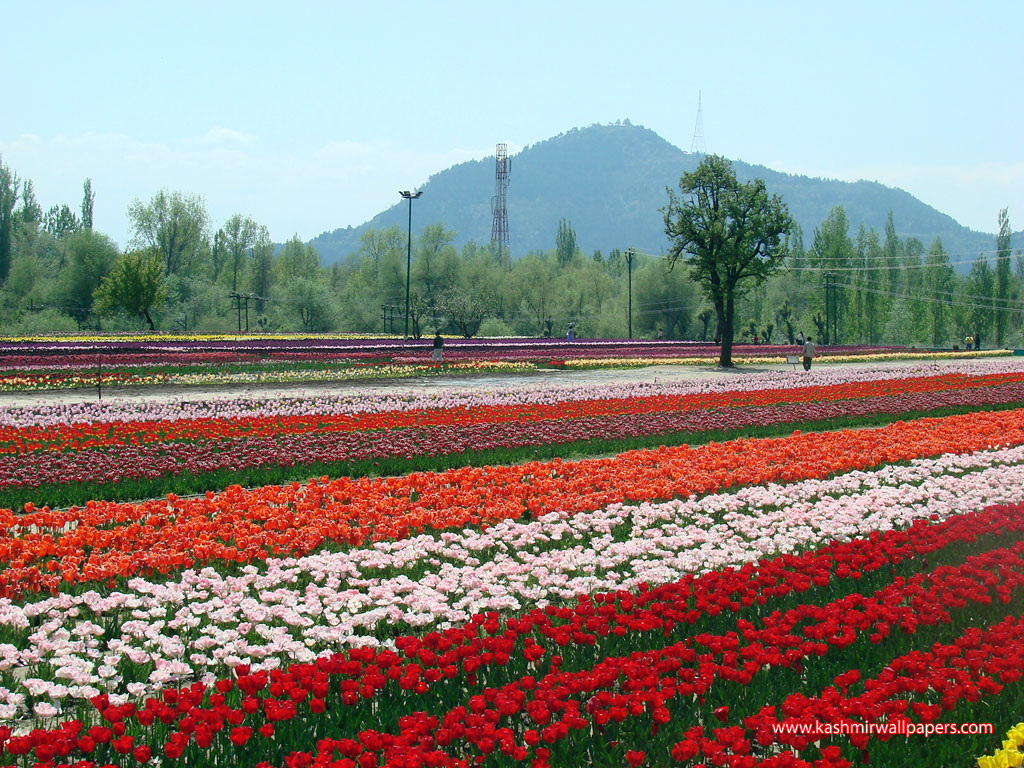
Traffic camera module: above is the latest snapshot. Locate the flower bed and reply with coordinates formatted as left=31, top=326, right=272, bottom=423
left=3, top=406, right=1024, bottom=596
left=3, top=443, right=1024, bottom=721
left=3, top=363, right=1024, bottom=509
left=3, top=499, right=1024, bottom=767
left=0, top=334, right=1003, bottom=391
left=3, top=374, right=1024, bottom=504
left=3, top=357, right=1024, bottom=767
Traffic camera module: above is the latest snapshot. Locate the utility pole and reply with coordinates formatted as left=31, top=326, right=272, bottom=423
left=230, top=291, right=242, bottom=333
left=381, top=304, right=397, bottom=333
left=625, top=248, right=636, bottom=339
left=400, top=190, right=423, bottom=339
left=823, top=275, right=830, bottom=345
left=823, top=273, right=839, bottom=345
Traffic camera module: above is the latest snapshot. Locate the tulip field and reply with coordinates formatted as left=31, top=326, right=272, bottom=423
left=0, top=334, right=1006, bottom=391
left=3, top=356, right=1024, bottom=767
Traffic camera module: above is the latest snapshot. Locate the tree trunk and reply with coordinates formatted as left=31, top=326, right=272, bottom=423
left=715, top=299, right=734, bottom=368
left=143, top=308, right=155, bottom=331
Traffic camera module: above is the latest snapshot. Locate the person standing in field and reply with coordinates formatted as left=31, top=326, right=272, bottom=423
left=432, top=332, right=444, bottom=362
left=802, top=336, right=816, bottom=371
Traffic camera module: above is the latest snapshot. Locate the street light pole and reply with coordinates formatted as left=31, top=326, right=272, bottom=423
left=399, top=190, right=423, bottom=339
left=625, top=248, right=636, bottom=340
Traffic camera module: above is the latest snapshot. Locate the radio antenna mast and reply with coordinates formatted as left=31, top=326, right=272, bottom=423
left=690, top=91, right=707, bottom=154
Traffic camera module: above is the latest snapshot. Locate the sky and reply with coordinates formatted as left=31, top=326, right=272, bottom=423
left=2, top=0, right=1022, bottom=249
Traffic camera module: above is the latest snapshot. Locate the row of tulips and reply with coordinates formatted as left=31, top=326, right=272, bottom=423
left=4, top=374, right=1024, bottom=497
left=4, top=441, right=1024, bottom=720
left=0, top=349, right=1006, bottom=394
left=0, top=337, right=904, bottom=360
left=0, top=360, right=539, bottom=393
left=0, top=352, right=388, bottom=370
left=4, top=368, right=1021, bottom=455
left=6, top=406, right=1024, bottom=599
left=5, top=359, right=1018, bottom=431
left=3, top=499, right=1024, bottom=767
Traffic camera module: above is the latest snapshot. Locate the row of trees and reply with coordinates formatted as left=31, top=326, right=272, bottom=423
left=0, top=155, right=1020, bottom=350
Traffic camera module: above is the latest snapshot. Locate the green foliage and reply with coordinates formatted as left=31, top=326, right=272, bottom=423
left=42, top=204, right=80, bottom=240
left=277, top=234, right=320, bottom=283
left=631, top=259, right=698, bottom=339
left=247, top=224, right=274, bottom=313
left=218, top=214, right=259, bottom=291
left=62, top=230, right=119, bottom=313
left=925, top=238, right=955, bottom=346
left=5, top=308, right=79, bottom=336
left=663, top=155, right=793, bottom=365
left=81, top=178, right=95, bottom=230
left=18, top=180, right=42, bottom=225
left=967, top=255, right=996, bottom=344
left=0, top=152, right=1017, bottom=343
left=281, top=277, right=334, bottom=331
left=127, top=189, right=209, bottom=276
left=0, top=156, right=18, bottom=283
left=93, top=250, right=167, bottom=330
left=996, top=208, right=1013, bottom=346
left=555, top=218, right=578, bottom=267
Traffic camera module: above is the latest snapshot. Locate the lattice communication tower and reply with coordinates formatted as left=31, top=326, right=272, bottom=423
left=491, top=143, right=510, bottom=256
left=690, top=91, right=707, bottom=154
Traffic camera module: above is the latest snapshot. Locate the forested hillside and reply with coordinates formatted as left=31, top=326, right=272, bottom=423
left=310, top=122, right=1010, bottom=264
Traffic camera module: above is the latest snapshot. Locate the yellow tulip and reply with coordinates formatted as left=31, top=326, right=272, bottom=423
left=1011, top=726, right=1024, bottom=747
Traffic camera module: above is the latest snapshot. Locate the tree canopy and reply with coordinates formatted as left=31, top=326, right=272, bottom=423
left=93, top=250, right=167, bottom=330
left=663, top=154, right=793, bottom=366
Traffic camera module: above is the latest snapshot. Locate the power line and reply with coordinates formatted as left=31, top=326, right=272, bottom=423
left=829, top=280, right=1024, bottom=316
left=786, top=246, right=1009, bottom=263
left=787, top=257, right=991, bottom=272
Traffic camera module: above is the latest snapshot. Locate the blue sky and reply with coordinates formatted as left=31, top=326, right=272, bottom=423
left=2, top=0, right=1021, bottom=248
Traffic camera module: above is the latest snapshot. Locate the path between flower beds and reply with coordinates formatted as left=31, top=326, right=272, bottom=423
left=0, top=356, right=986, bottom=408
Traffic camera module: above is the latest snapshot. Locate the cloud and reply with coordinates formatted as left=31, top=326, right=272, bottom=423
left=192, top=127, right=257, bottom=147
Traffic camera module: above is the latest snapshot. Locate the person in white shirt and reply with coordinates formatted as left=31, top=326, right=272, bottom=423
left=802, top=337, right=816, bottom=371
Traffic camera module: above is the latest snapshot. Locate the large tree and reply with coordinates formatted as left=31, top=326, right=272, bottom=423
left=663, top=154, right=793, bottom=367
left=219, top=214, right=258, bottom=291
left=995, top=208, right=1012, bottom=347
left=81, top=178, right=95, bottom=230
left=924, top=237, right=955, bottom=346
left=127, top=190, right=209, bottom=276
left=93, top=249, right=167, bottom=330
left=809, top=206, right=854, bottom=343
left=62, top=229, right=119, bottom=316
left=966, top=254, right=995, bottom=347
left=0, top=157, right=19, bottom=283
left=555, top=219, right=578, bottom=267
left=247, top=224, right=274, bottom=314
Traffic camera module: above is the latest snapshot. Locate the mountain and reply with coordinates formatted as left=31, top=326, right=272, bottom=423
left=309, top=121, right=1015, bottom=266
